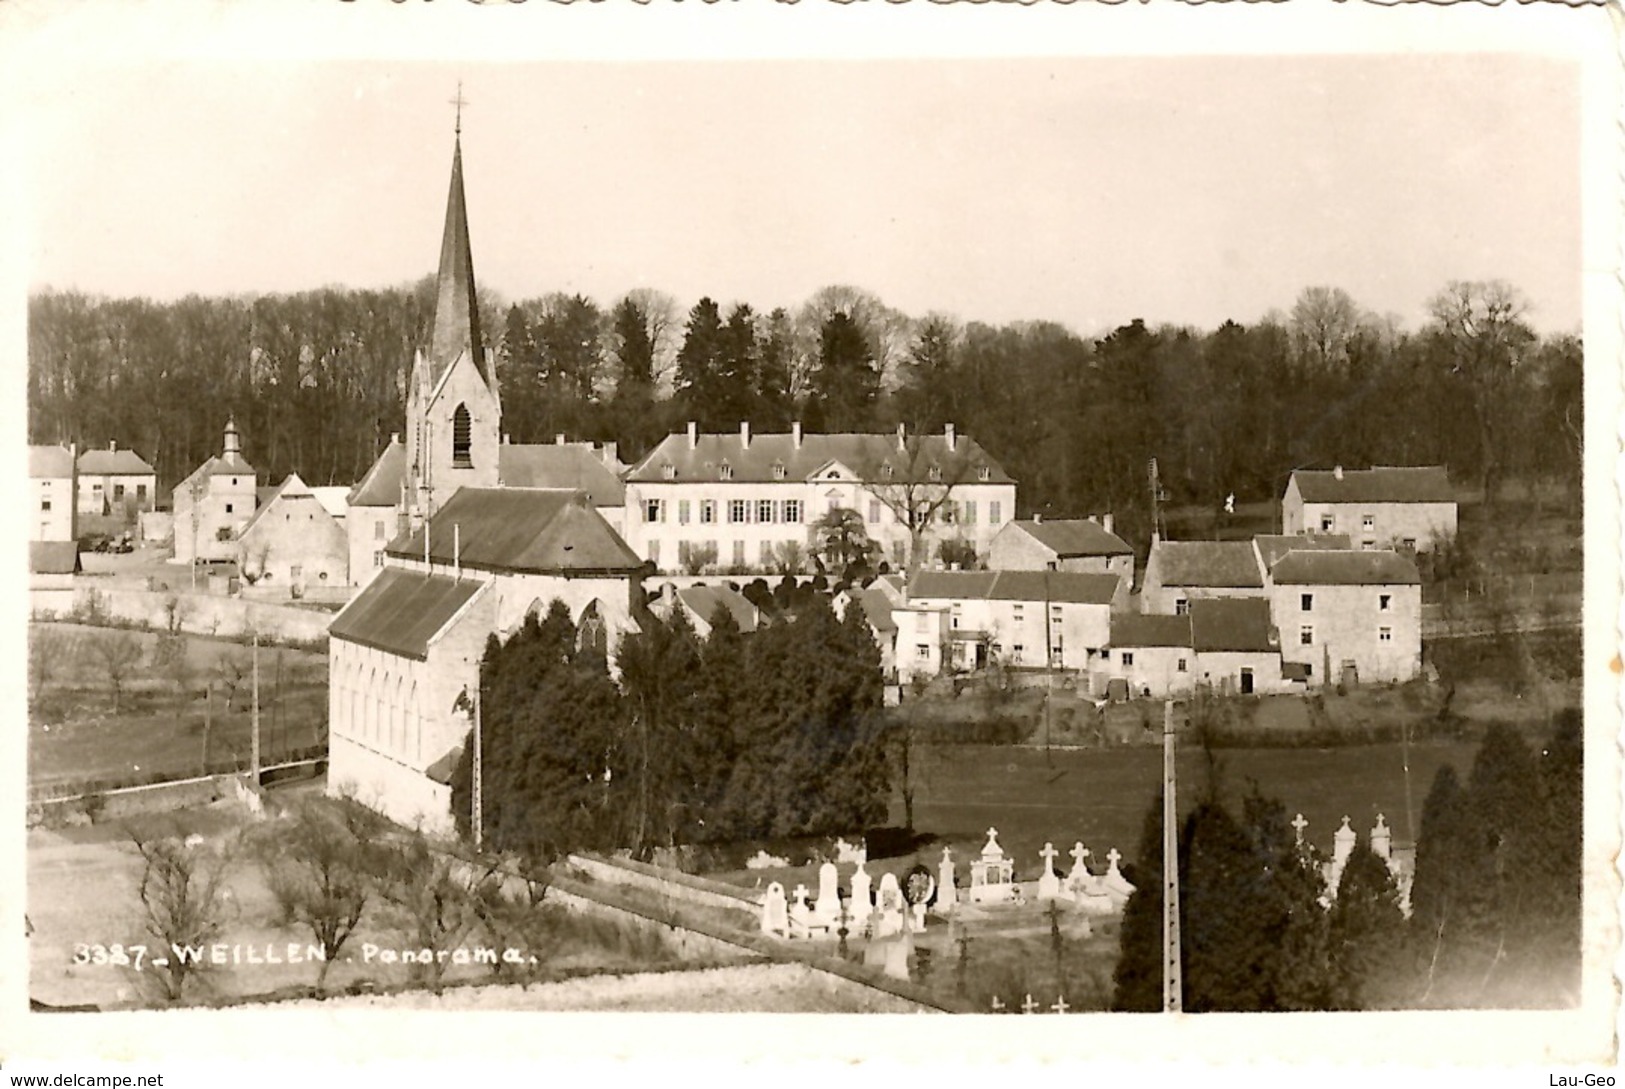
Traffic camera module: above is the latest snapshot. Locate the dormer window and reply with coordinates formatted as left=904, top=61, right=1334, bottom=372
left=977, top=465, right=991, bottom=482
left=928, top=465, right=942, bottom=482
left=719, top=462, right=733, bottom=481
left=881, top=464, right=894, bottom=480
left=662, top=463, right=677, bottom=480
left=772, top=462, right=786, bottom=481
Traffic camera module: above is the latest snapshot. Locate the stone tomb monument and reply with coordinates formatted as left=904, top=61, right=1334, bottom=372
left=760, top=881, right=789, bottom=938
left=814, top=861, right=842, bottom=926
left=875, top=871, right=907, bottom=937
left=1037, top=842, right=1062, bottom=901
left=849, top=858, right=874, bottom=932
left=936, top=846, right=958, bottom=914
left=969, top=827, right=1015, bottom=904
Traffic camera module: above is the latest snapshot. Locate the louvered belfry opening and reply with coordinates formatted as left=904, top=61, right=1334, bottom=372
left=452, top=404, right=473, bottom=468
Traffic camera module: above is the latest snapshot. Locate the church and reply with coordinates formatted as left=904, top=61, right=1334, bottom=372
left=326, top=128, right=647, bottom=832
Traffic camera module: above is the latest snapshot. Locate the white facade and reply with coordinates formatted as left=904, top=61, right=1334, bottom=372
left=29, top=445, right=76, bottom=542
left=1272, top=581, right=1423, bottom=686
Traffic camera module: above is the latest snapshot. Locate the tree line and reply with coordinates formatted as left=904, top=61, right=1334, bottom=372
left=1112, top=712, right=1583, bottom=1011
left=448, top=594, right=894, bottom=863
left=30, top=280, right=1580, bottom=549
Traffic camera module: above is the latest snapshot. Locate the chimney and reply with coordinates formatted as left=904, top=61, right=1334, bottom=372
left=1033, top=513, right=1042, bottom=524
left=896, top=423, right=906, bottom=453
left=391, top=432, right=400, bottom=446
left=1334, top=465, right=1344, bottom=481
left=601, top=441, right=618, bottom=467
left=740, top=421, right=751, bottom=450
left=792, top=421, right=802, bottom=449
left=1103, top=513, right=1114, bottom=536
left=1151, top=530, right=1160, bottom=547
left=556, top=433, right=567, bottom=446
left=223, top=417, right=241, bottom=460
left=1087, top=514, right=1098, bottom=525
left=687, top=421, right=698, bottom=450
left=945, top=423, right=956, bottom=452
left=503, top=433, right=511, bottom=445
left=108, top=440, right=116, bottom=452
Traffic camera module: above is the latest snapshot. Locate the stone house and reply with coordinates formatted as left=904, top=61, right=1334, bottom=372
left=1282, top=466, right=1457, bottom=553
left=621, top=422, right=1017, bottom=575
left=76, top=442, right=157, bottom=517
left=1268, top=549, right=1423, bottom=686
left=1139, top=538, right=1266, bottom=615
left=905, top=569, right=1116, bottom=672
left=1096, top=613, right=1195, bottom=699
left=988, top=515, right=1133, bottom=592
left=29, top=444, right=77, bottom=542
left=1189, top=598, right=1285, bottom=696
left=171, top=419, right=257, bottom=565
left=649, top=582, right=760, bottom=639
left=236, top=473, right=349, bottom=594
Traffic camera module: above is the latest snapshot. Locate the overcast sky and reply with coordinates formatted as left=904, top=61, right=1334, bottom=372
left=3, top=7, right=1596, bottom=340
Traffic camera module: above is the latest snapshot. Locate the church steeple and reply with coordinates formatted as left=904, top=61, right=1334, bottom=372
left=427, top=132, right=483, bottom=383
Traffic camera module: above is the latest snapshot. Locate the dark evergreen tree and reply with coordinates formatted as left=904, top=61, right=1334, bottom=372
left=807, top=310, right=879, bottom=431
left=675, top=297, right=727, bottom=428
left=1327, top=840, right=1405, bottom=1009
left=1111, top=790, right=1165, bottom=1012
left=754, top=307, right=796, bottom=429
left=1179, top=800, right=1279, bottom=1011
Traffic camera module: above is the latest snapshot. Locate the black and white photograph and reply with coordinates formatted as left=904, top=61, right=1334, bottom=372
left=2, top=0, right=1618, bottom=1076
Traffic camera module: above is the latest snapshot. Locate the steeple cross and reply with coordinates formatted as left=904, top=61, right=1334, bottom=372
left=450, top=82, right=469, bottom=136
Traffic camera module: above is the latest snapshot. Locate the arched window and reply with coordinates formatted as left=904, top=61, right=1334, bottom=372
left=452, top=404, right=472, bottom=468
left=578, top=600, right=609, bottom=664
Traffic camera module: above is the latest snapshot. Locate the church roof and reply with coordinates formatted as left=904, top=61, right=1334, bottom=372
left=426, top=137, right=484, bottom=386
left=1007, top=518, right=1132, bottom=557
left=627, top=430, right=1014, bottom=486
left=1290, top=466, right=1455, bottom=505
left=386, top=487, right=644, bottom=575
left=328, top=567, right=486, bottom=661
left=498, top=444, right=627, bottom=506
left=348, top=440, right=405, bottom=508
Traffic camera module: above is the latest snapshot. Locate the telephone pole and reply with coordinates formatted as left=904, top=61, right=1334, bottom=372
left=1163, top=699, right=1182, bottom=1013
left=250, top=632, right=261, bottom=782
left=472, top=685, right=484, bottom=851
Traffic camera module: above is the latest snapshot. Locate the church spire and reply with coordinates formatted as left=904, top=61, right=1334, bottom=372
left=427, top=125, right=483, bottom=382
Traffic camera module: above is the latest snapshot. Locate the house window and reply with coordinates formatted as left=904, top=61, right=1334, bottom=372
left=679, top=500, right=691, bottom=525
left=1362, top=514, right=1375, bottom=531
left=1122, top=651, right=1134, bottom=666
left=136, top=484, right=147, bottom=500
left=928, top=465, right=942, bottom=481
left=374, top=551, right=384, bottom=567
left=759, top=540, right=774, bottom=563
left=729, top=499, right=749, bottom=524
left=452, top=404, right=472, bottom=468
left=732, top=540, right=746, bottom=567
left=1012, top=604, right=1025, bottom=621
left=1177, top=657, right=1188, bottom=672
left=231, top=478, right=238, bottom=486
left=977, top=466, right=991, bottom=482
left=784, top=500, right=802, bottom=524
left=1379, top=626, right=1393, bottom=642
left=881, top=464, right=894, bottom=480
left=941, top=502, right=957, bottom=525
left=113, top=484, right=125, bottom=501
left=662, top=463, right=677, bottom=480
left=40, top=498, right=50, bottom=512
left=990, top=501, right=1002, bottom=524
left=1012, top=644, right=1024, bottom=661
left=869, top=500, right=880, bottom=523
left=1379, top=594, right=1392, bottom=611
left=1402, top=538, right=1417, bottom=551
left=1362, top=540, right=1376, bottom=550
left=1301, top=593, right=1313, bottom=611
left=216, top=527, right=232, bottom=541
left=92, top=483, right=103, bottom=497
left=1300, top=626, right=1314, bottom=646
left=1175, top=598, right=1189, bottom=616
left=915, top=612, right=929, bottom=634
left=758, top=499, right=775, bottom=523
left=772, top=462, right=786, bottom=481
left=700, top=500, right=716, bottom=524
left=963, top=501, right=977, bottom=525
left=916, top=644, right=931, bottom=660
left=290, top=564, right=302, bottom=580
left=375, top=519, right=386, bottom=540
left=645, top=499, right=663, bottom=523
left=720, top=463, right=733, bottom=481
left=225, top=503, right=234, bottom=514
left=950, top=604, right=962, bottom=630
left=649, top=539, right=661, bottom=564
left=1320, top=514, right=1334, bottom=532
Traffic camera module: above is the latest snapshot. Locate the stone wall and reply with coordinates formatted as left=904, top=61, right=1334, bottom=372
left=30, top=585, right=333, bottom=644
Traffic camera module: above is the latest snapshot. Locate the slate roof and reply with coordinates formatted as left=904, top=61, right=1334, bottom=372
left=348, top=440, right=406, bottom=507
left=426, top=137, right=485, bottom=386
left=1009, top=519, right=1132, bottom=557
left=678, top=585, right=759, bottom=633
left=1254, top=533, right=1352, bottom=571
left=29, top=541, right=80, bottom=575
left=1269, top=550, right=1421, bottom=586
left=386, top=488, right=643, bottom=575
left=850, top=587, right=899, bottom=634
left=1190, top=598, right=1277, bottom=653
left=908, top=569, right=1119, bottom=605
left=628, top=431, right=1014, bottom=485
left=1110, top=613, right=1193, bottom=649
left=1291, top=466, right=1455, bottom=504
left=78, top=448, right=155, bottom=476
left=1150, top=540, right=1264, bottom=588
left=179, top=452, right=256, bottom=492
left=28, top=445, right=74, bottom=478
left=499, top=445, right=626, bottom=506
left=327, top=568, right=486, bottom=661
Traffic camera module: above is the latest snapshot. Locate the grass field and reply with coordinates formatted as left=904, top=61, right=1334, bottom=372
left=28, top=622, right=327, bottom=794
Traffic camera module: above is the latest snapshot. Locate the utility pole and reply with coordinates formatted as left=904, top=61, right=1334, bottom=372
left=1163, top=699, right=1182, bottom=1013
left=250, top=632, right=261, bottom=783
left=472, top=684, right=483, bottom=851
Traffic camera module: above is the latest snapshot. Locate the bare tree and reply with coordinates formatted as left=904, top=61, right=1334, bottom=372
left=770, top=539, right=807, bottom=577
left=622, top=287, right=682, bottom=395
left=129, top=827, right=234, bottom=1003
left=28, top=624, right=73, bottom=703
left=212, top=650, right=247, bottom=711
left=93, top=630, right=145, bottom=714
left=374, top=830, right=491, bottom=994
left=866, top=433, right=977, bottom=571
left=1288, top=286, right=1363, bottom=373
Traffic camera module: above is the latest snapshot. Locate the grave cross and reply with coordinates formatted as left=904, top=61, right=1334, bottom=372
left=1040, top=842, right=1059, bottom=873
left=1052, top=996, right=1070, bottom=1014
left=792, top=883, right=810, bottom=904
left=1021, top=994, right=1039, bottom=1014
left=1106, top=847, right=1122, bottom=869
left=1291, top=812, right=1309, bottom=844
left=990, top=996, right=1005, bottom=1012
left=1070, top=842, right=1089, bottom=867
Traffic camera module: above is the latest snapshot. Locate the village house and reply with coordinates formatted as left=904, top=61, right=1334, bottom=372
left=621, top=422, right=1017, bottom=576
left=1282, top=465, right=1457, bottom=552
left=237, top=473, right=350, bottom=594
left=171, top=419, right=257, bottom=565
left=1268, top=549, right=1423, bottom=687
left=832, top=583, right=902, bottom=682
left=649, top=582, right=760, bottom=638
left=1095, top=613, right=1195, bottom=700
left=76, top=442, right=157, bottom=517
left=29, top=444, right=77, bottom=542
left=1189, top=597, right=1285, bottom=696
left=1138, top=538, right=1266, bottom=615
left=327, top=486, right=646, bottom=833
left=904, top=569, right=1116, bottom=672
left=988, top=515, right=1133, bottom=593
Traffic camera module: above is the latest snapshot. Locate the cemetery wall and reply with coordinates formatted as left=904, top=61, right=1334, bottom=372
left=28, top=773, right=233, bottom=825
left=565, top=853, right=760, bottom=916
left=32, top=585, right=333, bottom=644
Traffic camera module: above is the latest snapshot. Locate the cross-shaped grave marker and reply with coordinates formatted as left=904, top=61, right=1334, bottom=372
left=990, top=996, right=1005, bottom=1012
left=1021, top=994, right=1038, bottom=1014
left=1106, top=847, right=1122, bottom=869
left=1070, top=842, right=1089, bottom=868
left=1291, top=812, right=1309, bottom=845
left=1052, top=996, right=1070, bottom=1014
left=1040, top=841, right=1059, bottom=873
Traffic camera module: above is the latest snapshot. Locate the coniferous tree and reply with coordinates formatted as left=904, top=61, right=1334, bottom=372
left=675, top=297, right=726, bottom=428
left=1327, top=839, right=1405, bottom=1009
left=807, top=310, right=879, bottom=431
left=1179, top=800, right=1279, bottom=1011
left=1111, top=790, right=1166, bottom=1012
left=755, top=307, right=797, bottom=429
left=1407, top=763, right=1469, bottom=1003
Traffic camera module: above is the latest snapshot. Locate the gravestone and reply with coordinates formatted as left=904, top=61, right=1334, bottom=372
left=760, top=881, right=789, bottom=938
left=1037, top=842, right=1062, bottom=901
left=1100, top=847, right=1135, bottom=909
left=814, top=862, right=841, bottom=925
left=1370, top=813, right=1391, bottom=862
left=904, top=864, right=936, bottom=932
left=849, top=859, right=874, bottom=931
left=1331, top=816, right=1356, bottom=890
left=876, top=872, right=906, bottom=937
left=789, top=883, right=815, bottom=938
left=969, top=827, right=1015, bottom=904
left=936, top=846, right=957, bottom=913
